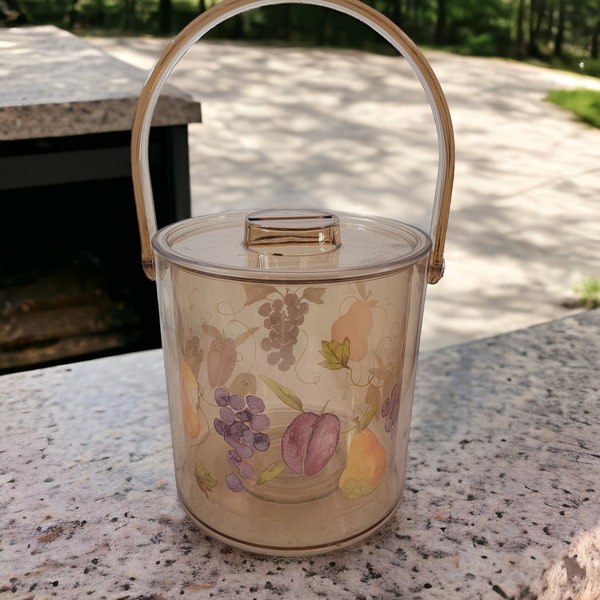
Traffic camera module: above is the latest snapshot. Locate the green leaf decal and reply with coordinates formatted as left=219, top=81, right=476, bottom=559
left=256, top=460, right=287, bottom=485
left=243, top=283, right=278, bottom=306
left=194, top=462, right=217, bottom=498
left=234, top=327, right=260, bottom=346
left=319, top=338, right=351, bottom=370
left=359, top=385, right=381, bottom=430
left=229, top=372, right=257, bottom=397
left=303, top=287, right=326, bottom=304
left=202, top=324, right=222, bottom=339
left=260, top=375, right=304, bottom=411
left=359, top=405, right=378, bottom=431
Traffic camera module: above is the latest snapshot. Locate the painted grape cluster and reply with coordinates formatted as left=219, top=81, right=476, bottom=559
left=258, top=293, right=309, bottom=371
left=381, top=383, right=401, bottom=433
left=213, top=387, right=271, bottom=492
left=245, top=284, right=326, bottom=372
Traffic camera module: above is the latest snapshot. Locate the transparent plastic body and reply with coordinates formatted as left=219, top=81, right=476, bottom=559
left=154, top=222, right=429, bottom=555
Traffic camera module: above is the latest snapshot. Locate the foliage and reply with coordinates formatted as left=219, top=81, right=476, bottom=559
left=526, top=55, right=600, bottom=80
left=6, top=0, right=600, bottom=74
left=545, top=89, right=600, bottom=129
left=437, top=0, right=514, bottom=56
left=573, top=278, right=600, bottom=309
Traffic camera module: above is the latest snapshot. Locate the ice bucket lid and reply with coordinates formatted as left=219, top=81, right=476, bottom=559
left=152, top=208, right=432, bottom=283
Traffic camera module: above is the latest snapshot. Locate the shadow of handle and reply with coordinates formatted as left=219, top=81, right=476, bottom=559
left=131, top=0, right=455, bottom=284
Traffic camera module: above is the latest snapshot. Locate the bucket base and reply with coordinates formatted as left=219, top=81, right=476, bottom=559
left=178, top=493, right=399, bottom=557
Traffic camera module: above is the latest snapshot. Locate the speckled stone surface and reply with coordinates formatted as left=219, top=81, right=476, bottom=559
left=0, top=25, right=201, bottom=140
left=1, top=310, right=599, bottom=599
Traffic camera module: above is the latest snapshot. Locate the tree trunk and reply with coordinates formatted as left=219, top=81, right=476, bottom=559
left=158, top=0, right=171, bottom=35
left=553, top=0, right=565, bottom=57
left=527, top=0, right=542, bottom=56
left=433, top=0, right=448, bottom=46
left=516, top=0, right=526, bottom=57
left=388, top=0, right=403, bottom=25
left=123, top=0, right=136, bottom=31
left=68, top=0, right=79, bottom=29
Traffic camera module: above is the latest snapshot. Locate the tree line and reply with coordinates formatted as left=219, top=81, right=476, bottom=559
left=3, top=0, right=600, bottom=69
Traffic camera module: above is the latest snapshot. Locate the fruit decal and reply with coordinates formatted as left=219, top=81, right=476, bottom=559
left=329, top=283, right=376, bottom=363
left=281, top=412, right=341, bottom=476
left=381, top=383, right=401, bottom=433
left=203, top=324, right=258, bottom=387
left=256, top=375, right=342, bottom=486
left=339, top=429, right=387, bottom=499
left=319, top=283, right=379, bottom=376
left=178, top=280, right=403, bottom=500
left=331, top=299, right=373, bottom=362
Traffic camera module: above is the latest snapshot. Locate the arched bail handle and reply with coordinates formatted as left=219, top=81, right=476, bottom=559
left=131, top=0, right=455, bottom=283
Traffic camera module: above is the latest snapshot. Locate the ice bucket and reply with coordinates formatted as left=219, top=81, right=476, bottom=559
left=131, top=0, right=454, bottom=556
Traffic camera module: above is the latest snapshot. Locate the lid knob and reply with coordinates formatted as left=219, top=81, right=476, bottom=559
left=245, top=209, right=341, bottom=256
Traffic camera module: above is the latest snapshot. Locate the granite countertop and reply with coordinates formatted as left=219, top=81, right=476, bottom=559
left=1, top=309, right=599, bottom=599
left=0, top=25, right=201, bottom=140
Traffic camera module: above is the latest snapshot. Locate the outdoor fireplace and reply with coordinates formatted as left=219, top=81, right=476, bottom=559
left=0, top=127, right=194, bottom=374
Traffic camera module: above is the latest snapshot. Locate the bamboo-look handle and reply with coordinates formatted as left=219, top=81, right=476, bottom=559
left=131, top=0, right=455, bottom=283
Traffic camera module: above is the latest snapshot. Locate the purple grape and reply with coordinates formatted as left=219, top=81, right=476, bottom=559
left=226, top=449, right=241, bottom=466
left=226, top=473, right=243, bottom=492
left=237, top=461, right=255, bottom=479
left=227, top=436, right=253, bottom=459
left=214, top=418, right=229, bottom=437
left=258, top=302, right=272, bottom=317
left=219, top=406, right=236, bottom=425
left=285, top=293, right=299, bottom=307
left=241, top=428, right=255, bottom=447
left=214, top=387, right=230, bottom=407
left=246, top=395, right=265, bottom=413
left=382, top=383, right=401, bottom=433
left=253, top=432, right=270, bottom=452
left=236, top=408, right=252, bottom=423
left=249, top=413, right=269, bottom=432
left=229, top=421, right=248, bottom=437
left=230, top=394, right=245, bottom=410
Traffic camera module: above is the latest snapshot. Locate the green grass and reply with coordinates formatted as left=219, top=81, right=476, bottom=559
left=574, top=277, right=600, bottom=309
left=563, top=277, right=600, bottom=309
left=545, top=88, right=600, bottom=129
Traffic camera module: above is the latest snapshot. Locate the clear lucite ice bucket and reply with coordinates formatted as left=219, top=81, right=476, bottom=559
left=131, top=0, right=454, bottom=556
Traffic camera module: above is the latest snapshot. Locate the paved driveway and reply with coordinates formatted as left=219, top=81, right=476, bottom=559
left=91, top=36, right=600, bottom=351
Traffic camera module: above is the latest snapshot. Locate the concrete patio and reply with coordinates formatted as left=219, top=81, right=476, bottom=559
left=91, top=35, right=600, bottom=351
